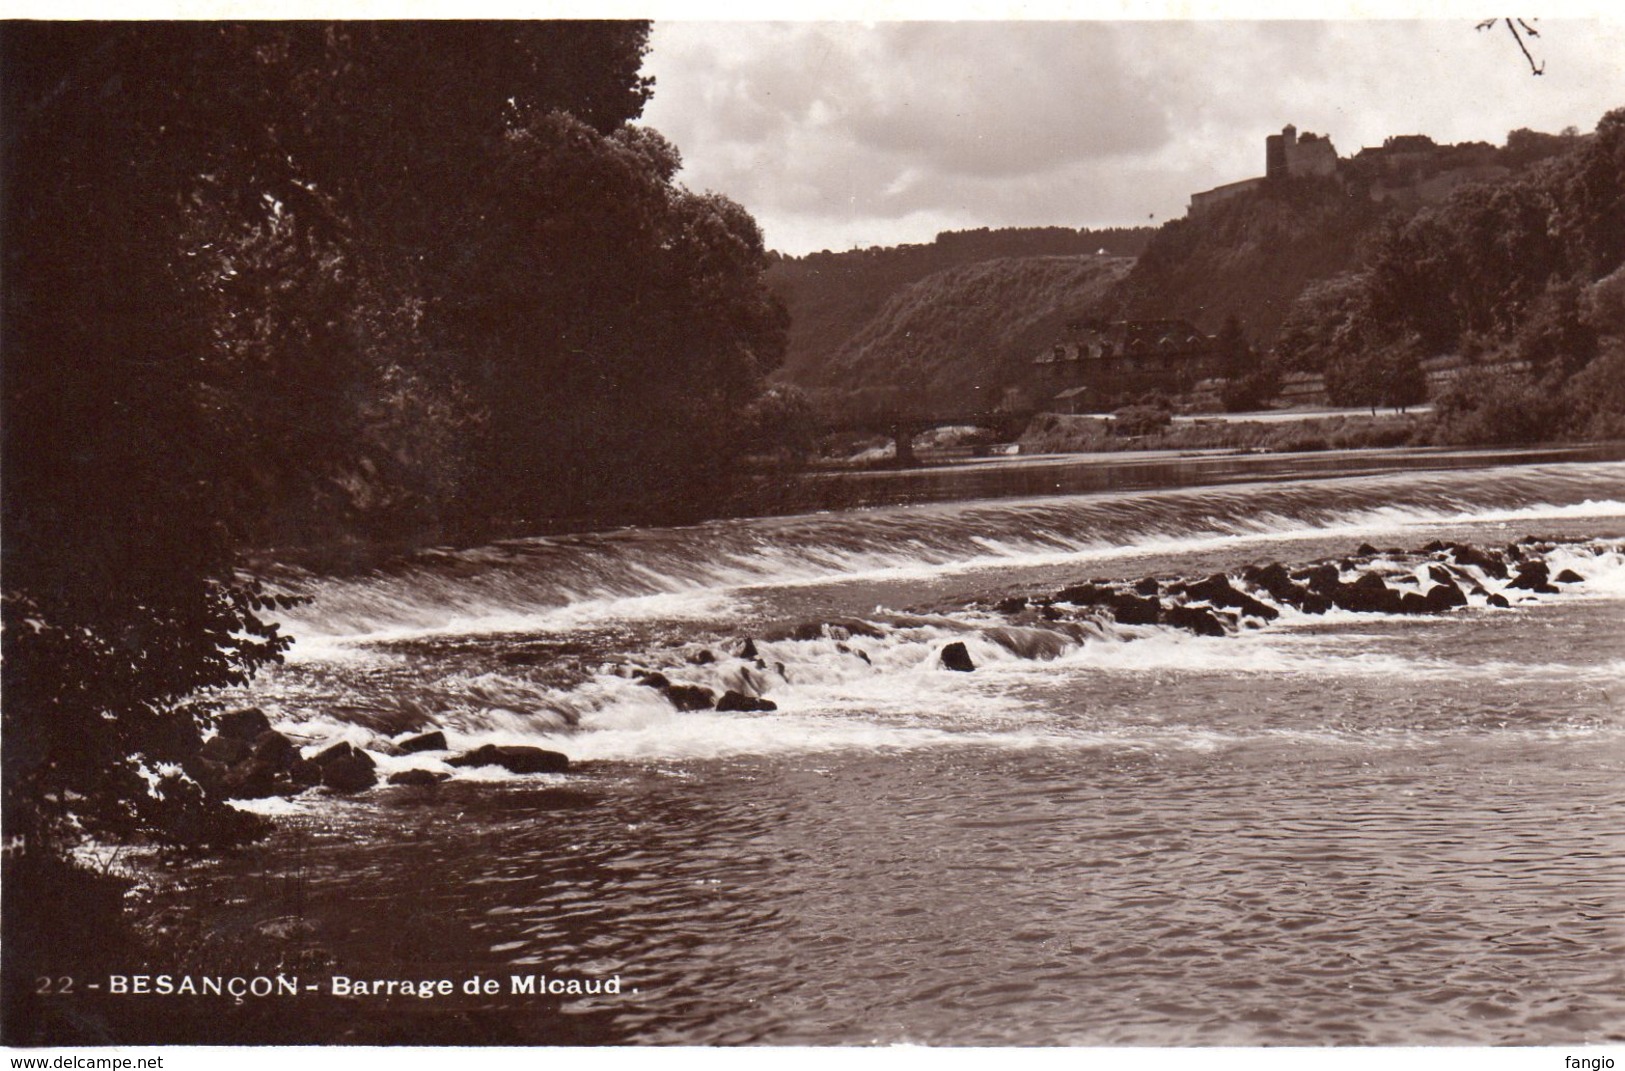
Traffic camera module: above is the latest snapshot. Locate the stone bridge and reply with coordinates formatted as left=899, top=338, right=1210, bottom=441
left=814, top=406, right=1036, bottom=465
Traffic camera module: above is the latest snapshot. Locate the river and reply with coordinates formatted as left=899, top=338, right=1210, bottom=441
left=123, top=447, right=1625, bottom=1046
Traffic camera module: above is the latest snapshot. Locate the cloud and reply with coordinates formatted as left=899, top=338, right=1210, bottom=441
left=642, top=19, right=1625, bottom=254
left=837, top=23, right=1173, bottom=178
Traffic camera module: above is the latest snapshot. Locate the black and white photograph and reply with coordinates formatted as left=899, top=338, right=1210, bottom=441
left=3, top=7, right=1625, bottom=1060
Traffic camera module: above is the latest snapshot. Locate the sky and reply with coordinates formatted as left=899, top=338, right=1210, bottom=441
left=639, top=18, right=1625, bottom=256
left=3, top=1, right=1620, bottom=258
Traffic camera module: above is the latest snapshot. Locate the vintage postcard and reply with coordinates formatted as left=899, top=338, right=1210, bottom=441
left=3, top=8, right=1623, bottom=1065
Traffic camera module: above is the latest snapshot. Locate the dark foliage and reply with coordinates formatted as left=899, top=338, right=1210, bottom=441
left=1215, top=315, right=1281, bottom=411
left=740, top=384, right=820, bottom=464
left=1324, top=335, right=1429, bottom=412
left=1111, top=405, right=1174, bottom=437
left=1120, top=176, right=1390, bottom=346
left=2, top=21, right=785, bottom=865
left=1363, top=110, right=1625, bottom=358
left=3, top=24, right=314, bottom=853
left=1429, top=367, right=1567, bottom=444
left=1272, top=272, right=1375, bottom=374
left=430, top=117, right=788, bottom=523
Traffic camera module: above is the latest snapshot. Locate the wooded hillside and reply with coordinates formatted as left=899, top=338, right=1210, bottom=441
left=804, top=255, right=1132, bottom=413
left=767, top=226, right=1151, bottom=386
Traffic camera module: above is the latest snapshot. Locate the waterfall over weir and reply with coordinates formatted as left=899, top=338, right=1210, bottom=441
left=155, top=451, right=1625, bottom=1046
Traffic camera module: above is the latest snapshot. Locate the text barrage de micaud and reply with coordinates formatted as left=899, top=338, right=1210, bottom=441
left=332, top=974, right=624, bottom=997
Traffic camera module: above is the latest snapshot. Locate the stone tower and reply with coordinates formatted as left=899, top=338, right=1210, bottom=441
left=1265, top=124, right=1297, bottom=181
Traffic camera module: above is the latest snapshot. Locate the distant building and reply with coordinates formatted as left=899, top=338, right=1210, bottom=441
left=1190, top=124, right=1338, bottom=215
left=1187, top=176, right=1264, bottom=216
left=1033, top=318, right=1224, bottom=409
left=1266, top=124, right=1338, bottom=181
left=1349, top=134, right=1511, bottom=208
left=1189, top=124, right=1518, bottom=217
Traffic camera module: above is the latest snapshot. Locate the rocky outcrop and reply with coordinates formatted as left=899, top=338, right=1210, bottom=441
left=396, top=730, right=448, bottom=754
left=1161, top=605, right=1228, bottom=637
left=216, top=707, right=273, bottom=742
left=252, top=730, right=297, bottom=768
left=1449, top=543, right=1508, bottom=578
left=1055, top=582, right=1164, bottom=626
left=446, top=744, right=569, bottom=774
left=665, top=684, right=717, bottom=712
left=388, top=769, right=452, bottom=786
left=1179, top=574, right=1280, bottom=622
left=1507, top=561, right=1552, bottom=591
left=289, top=758, right=323, bottom=788
left=716, top=690, right=778, bottom=712
left=199, top=734, right=253, bottom=765
left=769, top=618, right=888, bottom=643
left=636, top=670, right=718, bottom=712
left=321, top=757, right=376, bottom=793
left=975, top=537, right=1608, bottom=647
left=985, top=626, right=1072, bottom=661
left=182, top=723, right=324, bottom=800
left=1334, top=572, right=1402, bottom=614
left=940, top=641, right=976, bottom=672
left=314, top=742, right=378, bottom=793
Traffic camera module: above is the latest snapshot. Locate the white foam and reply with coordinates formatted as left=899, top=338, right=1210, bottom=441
left=244, top=511, right=1625, bottom=771
left=264, top=559, right=1625, bottom=769
left=227, top=795, right=322, bottom=816
left=285, top=588, right=744, bottom=656
left=284, top=498, right=1625, bottom=651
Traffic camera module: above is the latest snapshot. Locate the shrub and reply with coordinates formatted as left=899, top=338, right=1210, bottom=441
left=1562, top=344, right=1625, bottom=439
left=1111, top=405, right=1174, bottom=437
left=1430, top=368, right=1565, bottom=444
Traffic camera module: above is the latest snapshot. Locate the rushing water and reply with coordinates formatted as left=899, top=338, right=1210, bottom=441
left=134, top=452, right=1625, bottom=1046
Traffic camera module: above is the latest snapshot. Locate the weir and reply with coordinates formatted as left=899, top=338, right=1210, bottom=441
left=271, top=457, right=1625, bottom=645
left=159, top=453, right=1625, bottom=1046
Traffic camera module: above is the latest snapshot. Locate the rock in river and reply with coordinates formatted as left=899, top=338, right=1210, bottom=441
left=716, top=690, right=778, bottom=712
left=940, top=641, right=976, bottom=672
left=388, top=769, right=452, bottom=787
left=216, top=706, right=273, bottom=742
left=322, top=754, right=378, bottom=793
left=447, top=744, right=569, bottom=774
left=396, top=730, right=448, bottom=754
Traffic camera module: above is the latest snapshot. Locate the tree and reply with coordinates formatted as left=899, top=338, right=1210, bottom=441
left=1515, top=278, right=1598, bottom=380
left=741, top=384, right=819, bottom=464
left=2, top=21, right=789, bottom=866
left=1561, top=344, right=1625, bottom=440
left=1430, top=367, right=1564, bottom=444
left=1, top=23, right=780, bottom=1045
left=426, top=112, right=787, bottom=523
left=1362, top=110, right=1624, bottom=366
left=1273, top=273, right=1363, bottom=372
left=1325, top=334, right=1428, bottom=413
left=2, top=25, right=319, bottom=857
left=1216, top=314, right=1280, bottom=411
left=1216, top=315, right=1251, bottom=380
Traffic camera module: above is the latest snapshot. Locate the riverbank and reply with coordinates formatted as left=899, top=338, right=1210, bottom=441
left=1018, top=408, right=1429, bottom=455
